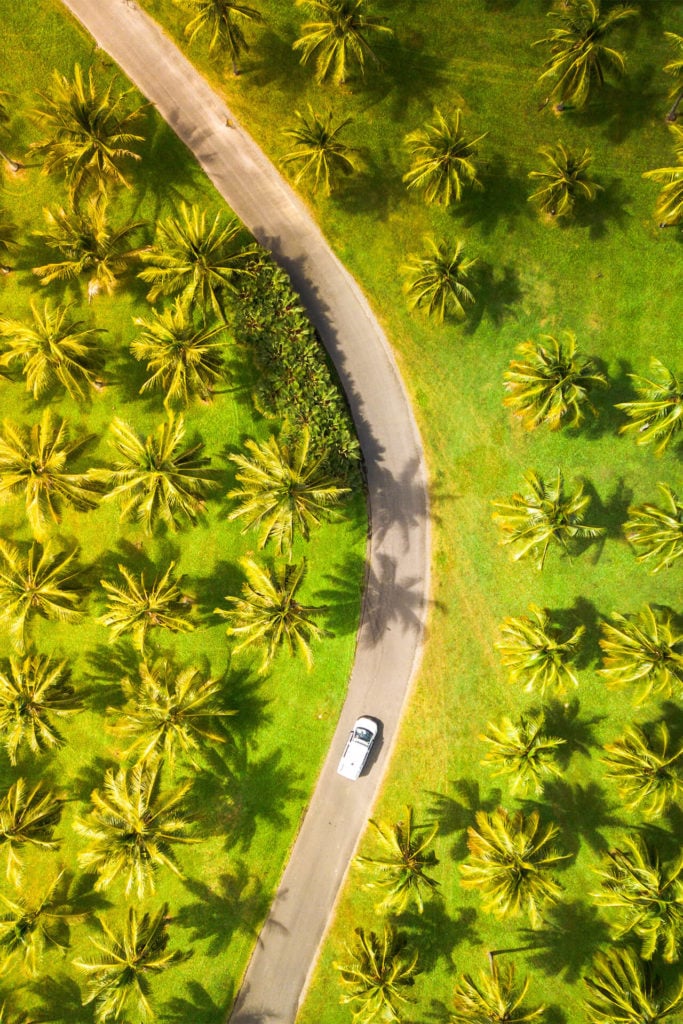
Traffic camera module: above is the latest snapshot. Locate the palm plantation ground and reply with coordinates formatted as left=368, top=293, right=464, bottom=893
left=129, top=0, right=682, bottom=1021
left=0, top=2, right=366, bottom=1020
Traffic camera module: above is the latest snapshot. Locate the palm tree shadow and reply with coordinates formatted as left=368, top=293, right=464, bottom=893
left=191, top=557, right=243, bottom=620
left=176, top=862, right=271, bottom=955
left=84, top=641, right=140, bottom=713
left=460, top=152, right=532, bottom=236
left=534, top=697, right=605, bottom=768
left=30, top=973, right=94, bottom=1023
left=331, top=146, right=399, bottom=220
left=518, top=900, right=611, bottom=983
left=362, top=34, right=450, bottom=123
left=317, top=551, right=365, bottom=636
left=573, top=176, right=632, bottom=239
left=582, top=356, right=633, bottom=440
left=358, top=551, right=443, bottom=649
left=522, top=778, right=623, bottom=856
left=400, top=902, right=479, bottom=972
left=371, top=455, right=429, bottom=548
left=551, top=595, right=602, bottom=670
left=463, top=261, right=523, bottom=335
left=131, top=117, right=199, bottom=221
left=246, top=25, right=309, bottom=95
left=69, top=754, right=112, bottom=805
left=579, top=475, right=633, bottom=549
left=573, top=65, right=662, bottom=144
left=162, top=980, right=231, bottom=1024
left=424, top=778, right=503, bottom=860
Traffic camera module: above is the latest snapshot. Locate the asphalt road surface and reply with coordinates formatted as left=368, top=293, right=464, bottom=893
left=58, top=2, right=432, bottom=1020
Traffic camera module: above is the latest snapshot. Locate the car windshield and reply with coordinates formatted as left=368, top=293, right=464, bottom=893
left=355, top=727, right=373, bottom=742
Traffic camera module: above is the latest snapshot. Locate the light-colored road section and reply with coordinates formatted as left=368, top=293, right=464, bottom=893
left=59, top=2, right=431, bottom=1020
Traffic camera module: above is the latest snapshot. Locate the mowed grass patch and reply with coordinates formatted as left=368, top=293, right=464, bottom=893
left=101, top=0, right=679, bottom=1020
left=0, top=2, right=366, bottom=1018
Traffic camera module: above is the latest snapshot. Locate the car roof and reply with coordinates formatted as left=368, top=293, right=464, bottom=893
left=353, top=716, right=377, bottom=735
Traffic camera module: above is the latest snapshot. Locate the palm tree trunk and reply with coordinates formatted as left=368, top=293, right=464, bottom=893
left=666, top=87, right=683, bottom=123
left=0, top=148, right=22, bottom=172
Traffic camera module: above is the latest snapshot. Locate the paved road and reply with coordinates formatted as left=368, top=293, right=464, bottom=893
left=59, top=2, right=431, bottom=1020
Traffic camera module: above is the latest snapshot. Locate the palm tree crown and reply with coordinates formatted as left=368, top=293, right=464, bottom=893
left=355, top=806, right=439, bottom=915
left=215, top=556, right=328, bottom=673
left=33, top=195, right=146, bottom=301
left=403, top=108, right=486, bottom=206
left=138, top=202, right=257, bottom=320
left=180, top=0, right=264, bottom=73
left=0, top=541, right=84, bottom=653
left=664, top=32, right=683, bottom=123
left=74, top=903, right=190, bottom=1024
left=643, top=124, right=683, bottom=227
left=0, top=654, right=82, bottom=765
left=131, top=299, right=226, bottom=406
left=293, top=0, right=392, bottom=85
left=282, top=106, right=358, bottom=194
left=97, top=415, right=216, bottom=533
left=0, top=300, right=105, bottom=401
left=0, top=410, right=100, bottom=534
left=616, top=357, right=683, bottom=454
left=602, top=722, right=683, bottom=818
left=480, top=712, right=565, bottom=795
left=597, top=604, right=683, bottom=704
left=108, top=658, right=236, bottom=771
left=451, top=963, right=545, bottom=1024
left=624, top=483, right=683, bottom=574
left=99, top=561, right=195, bottom=653
left=0, top=779, right=64, bottom=887
left=334, top=924, right=419, bottom=1023
left=227, top=429, right=349, bottom=555
left=583, top=947, right=683, bottom=1024
left=528, top=143, right=601, bottom=218
left=75, top=761, right=198, bottom=899
left=0, top=871, right=85, bottom=978
left=30, top=63, right=144, bottom=201
left=492, top=469, right=604, bottom=570
left=460, top=807, right=568, bottom=927
left=495, top=605, right=585, bottom=696
left=402, top=237, right=477, bottom=321
left=593, top=834, right=683, bottom=963
left=504, top=331, right=607, bottom=430
left=535, top=0, right=638, bottom=110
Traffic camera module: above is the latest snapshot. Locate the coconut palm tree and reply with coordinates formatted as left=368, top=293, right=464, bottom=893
left=403, top=108, right=487, bottom=206
left=664, top=31, right=683, bottom=122
left=583, top=947, right=683, bottom=1024
left=96, top=415, right=216, bottom=533
left=643, top=124, right=683, bottom=227
left=597, top=604, right=683, bottom=704
left=99, top=562, right=195, bottom=653
left=215, top=557, right=328, bottom=673
left=33, top=195, right=146, bottom=301
left=480, top=713, right=565, bottom=795
left=0, top=541, right=84, bottom=653
left=30, top=63, right=144, bottom=202
left=625, top=484, right=683, bottom=574
left=75, top=761, right=198, bottom=899
left=108, top=658, right=236, bottom=771
left=0, top=91, right=22, bottom=173
left=0, top=212, right=17, bottom=273
left=0, top=300, right=105, bottom=401
left=74, top=903, right=191, bottom=1024
left=131, top=299, right=227, bottom=406
left=602, top=723, right=683, bottom=817
left=528, top=143, right=601, bottom=218
left=354, top=806, right=439, bottom=915
left=0, top=410, right=100, bottom=534
left=282, top=107, right=358, bottom=194
left=227, top=429, right=349, bottom=555
left=179, top=0, right=264, bottom=74
left=492, top=469, right=604, bottom=570
left=451, top=962, right=545, bottom=1024
left=293, top=0, right=393, bottom=85
left=534, top=0, right=638, bottom=111
left=616, top=358, right=683, bottom=453
left=0, top=780, right=63, bottom=888
left=495, top=606, right=585, bottom=696
left=138, top=202, right=258, bottom=320
left=460, top=808, right=568, bottom=928
left=593, top=834, right=683, bottom=963
left=402, top=237, right=477, bottom=321
left=334, top=924, right=419, bottom=1023
left=503, top=331, right=607, bottom=430
left=0, top=654, right=82, bottom=766
left=0, top=870, right=86, bottom=978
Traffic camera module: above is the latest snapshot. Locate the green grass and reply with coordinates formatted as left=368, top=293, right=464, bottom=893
left=126, top=0, right=683, bottom=1020
left=0, top=1, right=366, bottom=1019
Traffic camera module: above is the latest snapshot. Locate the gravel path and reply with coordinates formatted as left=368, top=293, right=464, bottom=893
left=58, top=3, right=431, bottom=1020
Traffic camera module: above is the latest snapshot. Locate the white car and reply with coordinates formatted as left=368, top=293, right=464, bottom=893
left=337, top=716, right=378, bottom=780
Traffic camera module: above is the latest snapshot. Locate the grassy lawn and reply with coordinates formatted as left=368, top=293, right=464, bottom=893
left=0, top=1, right=366, bottom=1019
left=128, top=0, right=682, bottom=1020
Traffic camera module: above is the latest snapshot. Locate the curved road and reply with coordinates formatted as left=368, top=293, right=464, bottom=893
left=58, top=3, right=431, bottom=1021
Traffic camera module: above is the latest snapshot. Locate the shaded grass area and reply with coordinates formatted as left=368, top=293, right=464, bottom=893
left=128, top=0, right=683, bottom=1020
left=0, top=1, right=366, bottom=1019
